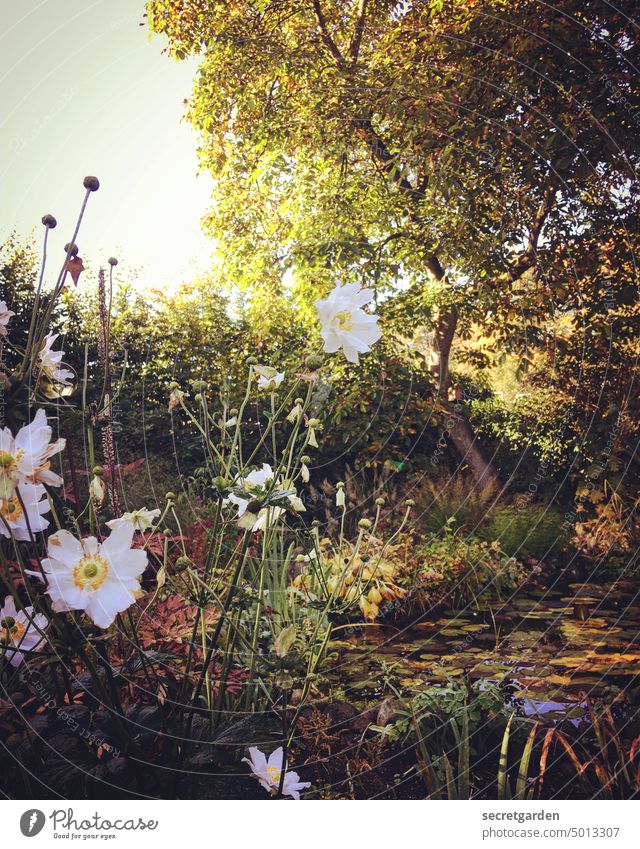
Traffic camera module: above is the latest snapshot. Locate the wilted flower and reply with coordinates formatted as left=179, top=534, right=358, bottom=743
left=0, top=483, right=51, bottom=540
left=286, top=400, right=303, bottom=424
left=89, top=474, right=106, bottom=507
left=0, top=596, right=47, bottom=667
left=0, top=301, right=15, bottom=337
left=42, top=522, right=148, bottom=629
left=37, top=333, right=74, bottom=387
left=306, top=418, right=321, bottom=449
left=0, top=409, right=65, bottom=500
left=255, top=365, right=285, bottom=392
left=243, top=746, right=311, bottom=799
left=335, top=482, right=346, bottom=509
left=300, top=462, right=310, bottom=483
left=106, top=507, right=161, bottom=533
left=314, top=282, right=381, bottom=364
left=168, top=386, right=186, bottom=412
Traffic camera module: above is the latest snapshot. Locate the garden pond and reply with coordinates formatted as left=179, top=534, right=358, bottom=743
left=334, top=580, right=640, bottom=722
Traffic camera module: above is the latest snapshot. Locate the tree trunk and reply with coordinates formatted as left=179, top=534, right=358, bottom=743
left=426, top=257, right=499, bottom=489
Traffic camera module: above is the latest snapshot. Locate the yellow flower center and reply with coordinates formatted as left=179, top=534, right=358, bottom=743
left=267, top=765, right=282, bottom=784
left=74, top=554, right=109, bottom=591
left=334, top=310, right=354, bottom=332
left=0, top=451, right=16, bottom=471
left=1, top=617, right=25, bottom=642
left=0, top=497, right=23, bottom=523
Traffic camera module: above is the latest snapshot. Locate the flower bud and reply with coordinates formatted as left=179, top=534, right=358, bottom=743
left=295, top=398, right=304, bottom=406
left=246, top=356, right=258, bottom=365
left=194, top=393, right=203, bottom=403
left=336, top=481, right=345, bottom=489
left=83, top=175, right=100, bottom=191
left=41, top=214, right=57, bottom=229
left=92, top=465, right=105, bottom=476
left=108, top=257, right=118, bottom=267
left=165, top=491, right=176, bottom=501
left=376, top=497, right=385, bottom=506
left=304, top=353, right=324, bottom=370
left=64, top=242, right=79, bottom=257
left=191, top=379, right=208, bottom=392
left=405, top=499, right=415, bottom=507
left=301, top=455, right=311, bottom=465
left=212, top=476, right=230, bottom=490
left=175, top=556, right=191, bottom=572
left=358, top=518, right=372, bottom=530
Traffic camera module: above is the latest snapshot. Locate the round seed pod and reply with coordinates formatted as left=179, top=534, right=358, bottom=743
left=41, top=214, right=57, bottom=229
left=64, top=242, right=79, bottom=257
left=108, top=257, right=118, bottom=267
left=83, top=175, right=100, bottom=191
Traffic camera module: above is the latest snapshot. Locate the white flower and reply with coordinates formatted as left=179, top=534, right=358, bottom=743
left=314, top=282, right=381, bottom=364
left=0, top=409, right=66, bottom=500
left=38, top=332, right=74, bottom=386
left=42, top=522, right=148, bottom=629
left=0, top=483, right=50, bottom=540
left=106, top=507, right=161, bottom=533
left=226, top=464, right=305, bottom=531
left=0, top=301, right=15, bottom=337
left=243, top=746, right=311, bottom=799
left=0, top=596, right=47, bottom=667
left=255, top=365, right=285, bottom=392
left=226, top=463, right=275, bottom=518
left=300, top=462, right=310, bottom=483
left=246, top=505, right=285, bottom=532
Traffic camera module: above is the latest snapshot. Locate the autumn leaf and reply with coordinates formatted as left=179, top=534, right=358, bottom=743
left=65, top=256, right=85, bottom=285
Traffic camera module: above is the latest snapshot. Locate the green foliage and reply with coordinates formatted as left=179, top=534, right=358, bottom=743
left=478, top=504, right=568, bottom=561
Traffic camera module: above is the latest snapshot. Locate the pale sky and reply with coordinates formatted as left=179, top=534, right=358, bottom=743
left=1, top=0, right=213, bottom=290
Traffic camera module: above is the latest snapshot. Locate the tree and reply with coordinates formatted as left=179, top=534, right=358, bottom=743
left=147, top=0, right=638, bottom=486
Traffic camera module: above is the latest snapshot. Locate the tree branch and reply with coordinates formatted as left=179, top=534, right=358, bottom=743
left=352, top=115, right=425, bottom=201
left=349, top=0, right=368, bottom=63
left=312, top=0, right=346, bottom=69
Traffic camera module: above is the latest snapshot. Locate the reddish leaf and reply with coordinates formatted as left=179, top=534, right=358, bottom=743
left=65, top=256, right=85, bottom=285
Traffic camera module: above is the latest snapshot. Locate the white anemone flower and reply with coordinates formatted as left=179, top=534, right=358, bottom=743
left=106, top=507, right=161, bottom=533
left=226, top=464, right=305, bottom=531
left=0, top=596, right=48, bottom=667
left=314, top=282, right=382, bottom=364
left=0, top=408, right=66, bottom=499
left=0, top=301, right=15, bottom=337
left=225, top=463, right=275, bottom=518
left=42, top=522, right=148, bottom=629
left=38, top=332, right=74, bottom=386
left=0, top=483, right=50, bottom=540
left=255, top=365, right=285, bottom=392
left=243, top=746, right=311, bottom=799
